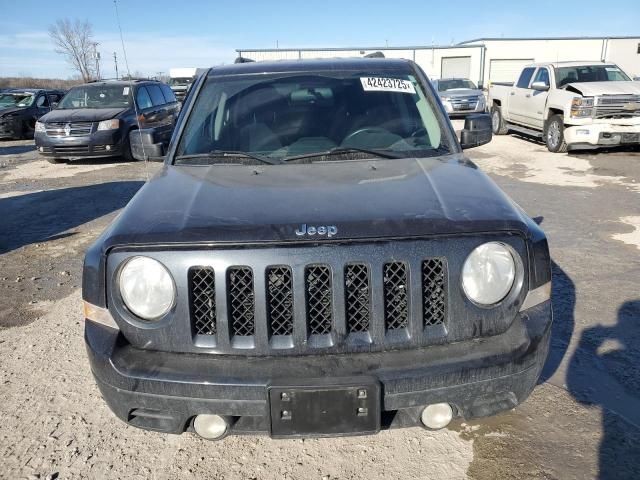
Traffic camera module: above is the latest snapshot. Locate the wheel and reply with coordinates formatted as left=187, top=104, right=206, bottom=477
left=46, top=157, right=67, bottom=164
left=545, top=114, right=568, bottom=153
left=491, top=106, right=508, bottom=135
left=121, top=132, right=134, bottom=162
left=20, top=119, right=36, bottom=140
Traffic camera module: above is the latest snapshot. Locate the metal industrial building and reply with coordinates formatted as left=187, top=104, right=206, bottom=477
left=237, top=36, right=640, bottom=87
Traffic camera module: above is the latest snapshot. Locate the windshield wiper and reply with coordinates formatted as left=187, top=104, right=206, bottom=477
left=283, top=147, right=403, bottom=162
left=174, top=150, right=282, bottom=165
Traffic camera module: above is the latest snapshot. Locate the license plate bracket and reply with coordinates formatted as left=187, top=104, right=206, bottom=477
left=268, top=377, right=380, bottom=438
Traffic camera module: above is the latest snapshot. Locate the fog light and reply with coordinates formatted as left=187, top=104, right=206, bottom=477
left=39, top=146, right=44, bottom=152
left=420, top=403, right=453, bottom=430
left=105, top=145, right=111, bottom=151
left=193, top=414, right=228, bottom=440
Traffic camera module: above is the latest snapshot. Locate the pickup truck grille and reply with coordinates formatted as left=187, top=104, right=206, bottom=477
left=594, top=95, right=640, bottom=118
left=45, top=121, right=94, bottom=137
left=448, top=96, right=481, bottom=112
left=189, top=258, right=446, bottom=350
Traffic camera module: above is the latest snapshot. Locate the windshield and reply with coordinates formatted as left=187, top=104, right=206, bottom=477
left=169, top=77, right=194, bottom=86
left=555, top=65, right=631, bottom=88
left=176, top=70, right=448, bottom=164
left=0, top=93, right=35, bottom=108
left=437, top=79, right=477, bottom=91
left=57, top=84, right=132, bottom=109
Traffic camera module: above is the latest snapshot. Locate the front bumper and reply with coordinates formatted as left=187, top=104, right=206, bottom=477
left=34, top=129, right=124, bottom=159
left=564, top=119, right=640, bottom=148
left=86, top=300, right=551, bottom=437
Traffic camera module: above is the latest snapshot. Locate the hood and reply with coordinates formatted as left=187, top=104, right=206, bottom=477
left=0, top=106, right=29, bottom=117
left=40, top=107, right=128, bottom=123
left=100, top=156, right=531, bottom=248
left=440, top=88, right=483, bottom=98
left=564, top=81, right=640, bottom=97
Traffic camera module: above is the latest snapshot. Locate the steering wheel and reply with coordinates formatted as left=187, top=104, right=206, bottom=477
left=342, top=126, right=391, bottom=146
left=410, top=127, right=428, bottom=138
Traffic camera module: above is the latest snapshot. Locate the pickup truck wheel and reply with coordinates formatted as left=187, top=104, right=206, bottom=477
left=491, top=107, right=508, bottom=135
left=545, top=115, right=568, bottom=153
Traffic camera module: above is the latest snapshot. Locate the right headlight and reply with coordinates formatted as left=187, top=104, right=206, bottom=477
left=118, top=256, right=175, bottom=320
left=35, top=121, right=45, bottom=133
left=462, top=242, right=516, bottom=305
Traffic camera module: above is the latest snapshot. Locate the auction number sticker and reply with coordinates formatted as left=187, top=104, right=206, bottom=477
left=360, top=77, right=416, bottom=94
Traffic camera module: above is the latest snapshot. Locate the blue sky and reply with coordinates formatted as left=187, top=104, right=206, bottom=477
left=1, top=0, right=639, bottom=78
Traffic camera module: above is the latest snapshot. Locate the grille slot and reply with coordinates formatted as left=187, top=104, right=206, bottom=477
left=227, top=267, right=255, bottom=336
left=344, top=264, right=371, bottom=333
left=305, top=265, right=333, bottom=335
left=190, top=267, right=216, bottom=335
left=266, top=266, right=294, bottom=336
left=383, top=262, right=409, bottom=330
left=422, top=259, right=447, bottom=326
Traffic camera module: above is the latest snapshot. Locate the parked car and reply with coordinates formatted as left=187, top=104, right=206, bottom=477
left=34, top=79, right=179, bottom=163
left=83, top=57, right=551, bottom=440
left=169, top=68, right=198, bottom=102
left=488, top=61, right=640, bottom=152
left=433, top=78, right=486, bottom=115
left=0, top=88, right=65, bottom=139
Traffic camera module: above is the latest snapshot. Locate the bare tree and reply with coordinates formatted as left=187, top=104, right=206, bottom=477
left=48, top=19, right=96, bottom=82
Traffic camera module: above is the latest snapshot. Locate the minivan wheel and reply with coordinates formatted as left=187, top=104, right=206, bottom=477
left=491, top=106, right=508, bottom=135
left=545, top=114, right=568, bottom=153
left=46, top=157, right=67, bottom=164
left=121, top=134, right=134, bottom=162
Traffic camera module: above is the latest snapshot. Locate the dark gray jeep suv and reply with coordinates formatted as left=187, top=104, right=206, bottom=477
left=83, top=58, right=552, bottom=440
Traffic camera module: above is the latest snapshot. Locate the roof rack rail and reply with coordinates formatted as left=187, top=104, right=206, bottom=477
left=364, top=51, right=385, bottom=58
left=89, top=77, right=151, bottom=83
left=234, top=56, right=255, bottom=64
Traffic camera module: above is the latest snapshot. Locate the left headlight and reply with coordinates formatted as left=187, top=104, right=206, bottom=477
left=97, top=119, right=120, bottom=131
left=35, top=121, right=45, bottom=132
left=462, top=242, right=517, bottom=306
left=118, top=256, right=175, bottom=320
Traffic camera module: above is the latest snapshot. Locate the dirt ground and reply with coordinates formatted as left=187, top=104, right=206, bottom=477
left=1, top=129, right=639, bottom=479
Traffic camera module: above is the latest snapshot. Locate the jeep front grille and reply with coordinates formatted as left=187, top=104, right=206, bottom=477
left=188, top=257, right=447, bottom=352
left=227, top=267, right=255, bottom=336
left=305, top=265, right=333, bottom=335
left=266, top=266, right=294, bottom=336
left=383, top=262, right=409, bottom=330
left=344, top=264, right=371, bottom=333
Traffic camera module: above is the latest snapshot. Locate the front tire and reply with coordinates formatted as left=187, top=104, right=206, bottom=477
left=491, top=106, right=508, bottom=135
left=121, top=133, right=134, bottom=162
left=545, top=115, right=568, bottom=153
left=46, top=157, right=67, bottom=164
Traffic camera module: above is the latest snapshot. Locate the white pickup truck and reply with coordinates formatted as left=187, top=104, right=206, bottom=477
left=488, top=61, right=640, bottom=152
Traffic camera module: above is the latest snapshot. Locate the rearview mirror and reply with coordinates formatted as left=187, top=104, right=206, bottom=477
left=459, top=113, right=492, bottom=150
left=531, top=81, right=549, bottom=92
left=129, top=128, right=167, bottom=162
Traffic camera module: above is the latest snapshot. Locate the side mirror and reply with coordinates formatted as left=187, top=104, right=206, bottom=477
left=459, top=113, right=492, bottom=150
left=129, top=128, right=167, bottom=162
left=531, top=81, right=550, bottom=92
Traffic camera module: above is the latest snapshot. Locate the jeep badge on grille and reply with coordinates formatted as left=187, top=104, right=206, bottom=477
left=295, top=224, right=338, bottom=238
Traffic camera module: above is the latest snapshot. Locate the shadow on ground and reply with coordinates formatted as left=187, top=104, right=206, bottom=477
left=539, top=256, right=640, bottom=478
left=0, top=181, right=144, bottom=254
left=0, top=144, right=36, bottom=156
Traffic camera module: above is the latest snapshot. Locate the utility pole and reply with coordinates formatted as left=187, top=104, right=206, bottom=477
left=92, top=42, right=101, bottom=80
left=113, top=52, right=119, bottom=79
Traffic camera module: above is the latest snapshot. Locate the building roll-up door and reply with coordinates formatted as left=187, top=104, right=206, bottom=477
left=441, top=56, right=471, bottom=79
left=488, top=59, right=535, bottom=84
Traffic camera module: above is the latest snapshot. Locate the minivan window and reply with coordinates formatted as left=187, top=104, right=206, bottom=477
left=136, top=87, right=153, bottom=110
left=146, top=85, right=166, bottom=106
left=57, top=84, right=132, bottom=109
left=516, top=68, right=535, bottom=88
left=176, top=70, right=449, bottom=163
left=160, top=84, right=177, bottom=103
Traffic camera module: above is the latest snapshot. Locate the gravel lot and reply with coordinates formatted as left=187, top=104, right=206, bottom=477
left=1, top=128, right=639, bottom=480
